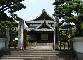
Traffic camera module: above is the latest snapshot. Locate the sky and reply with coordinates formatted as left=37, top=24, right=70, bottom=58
left=15, top=0, right=55, bottom=21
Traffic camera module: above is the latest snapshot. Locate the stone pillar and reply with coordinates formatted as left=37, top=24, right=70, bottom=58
left=18, top=20, right=24, bottom=49
left=53, top=17, right=56, bottom=49
left=53, top=17, right=59, bottom=50
left=6, top=28, right=10, bottom=48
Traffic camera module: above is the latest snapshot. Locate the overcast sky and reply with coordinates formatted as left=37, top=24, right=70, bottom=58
left=15, top=0, right=55, bottom=21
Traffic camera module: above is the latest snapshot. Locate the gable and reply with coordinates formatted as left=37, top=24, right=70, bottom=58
left=36, top=21, right=53, bottom=29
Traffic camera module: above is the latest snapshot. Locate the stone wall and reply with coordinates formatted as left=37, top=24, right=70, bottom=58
left=73, top=37, right=83, bottom=60
left=0, top=38, right=6, bottom=50
left=77, top=52, right=83, bottom=60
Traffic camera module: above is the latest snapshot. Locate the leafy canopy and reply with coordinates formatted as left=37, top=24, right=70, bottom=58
left=0, top=0, right=26, bottom=28
left=0, top=0, right=26, bottom=13
left=53, top=0, right=83, bottom=35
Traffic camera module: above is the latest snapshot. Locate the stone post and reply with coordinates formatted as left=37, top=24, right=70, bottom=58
left=18, top=20, right=24, bottom=49
left=53, top=17, right=56, bottom=49
left=53, top=17, right=59, bottom=50
left=6, top=28, right=10, bottom=48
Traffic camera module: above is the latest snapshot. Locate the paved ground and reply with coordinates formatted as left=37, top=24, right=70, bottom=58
left=26, top=46, right=53, bottom=50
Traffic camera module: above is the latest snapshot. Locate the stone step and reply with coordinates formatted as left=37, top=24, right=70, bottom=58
left=0, top=59, right=23, bottom=60
left=1, top=55, right=57, bottom=59
left=8, top=52, right=59, bottom=55
left=10, top=52, right=59, bottom=54
left=10, top=50, right=58, bottom=53
left=2, top=50, right=72, bottom=55
left=10, top=50, right=59, bottom=52
left=3, top=54, right=57, bottom=57
left=9, top=50, right=59, bottom=53
left=1, top=56, right=59, bottom=60
left=1, top=50, right=59, bottom=59
left=0, top=49, right=73, bottom=60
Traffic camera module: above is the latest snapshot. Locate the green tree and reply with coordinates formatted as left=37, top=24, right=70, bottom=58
left=53, top=0, right=83, bottom=36
left=0, top=0, right=26, bottom=13
left=0, top=0, right=26, bottom=47
left=0, top=0, right=26, bottom=29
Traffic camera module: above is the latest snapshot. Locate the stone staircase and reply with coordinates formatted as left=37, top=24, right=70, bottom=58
left=0, top=49, right=74, bottom=60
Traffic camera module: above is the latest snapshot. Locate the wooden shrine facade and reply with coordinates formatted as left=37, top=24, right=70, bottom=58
left=25, top=9, right=67, bottom=48
left=25, top=9, right=55, bottom=45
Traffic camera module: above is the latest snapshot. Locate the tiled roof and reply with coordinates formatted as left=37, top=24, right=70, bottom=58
left=25, top=20, right=54, bottom=24
left=33, top=9, right=54, bottom=21
left=25, top=27, right=68, bottom=32
left=25, top=28, right=54, bottom=31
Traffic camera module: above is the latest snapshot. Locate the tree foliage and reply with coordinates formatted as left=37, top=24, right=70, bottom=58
left=0, top=0, right=26, bottom=13
left=0, top=0, right=26, bottom=45
left=53, top=0, right=83, bottom=35
left=0, top=0, right=26, bottom=28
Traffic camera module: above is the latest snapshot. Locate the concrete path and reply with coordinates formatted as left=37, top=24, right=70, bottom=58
left=27, top=46, right=53, bottom=50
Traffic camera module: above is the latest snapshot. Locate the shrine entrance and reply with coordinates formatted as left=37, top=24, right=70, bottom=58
left=26, top=31, right=54, bottom=50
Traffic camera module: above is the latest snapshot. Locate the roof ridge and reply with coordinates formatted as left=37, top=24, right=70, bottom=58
left=32, top=9, right=54, bottom=21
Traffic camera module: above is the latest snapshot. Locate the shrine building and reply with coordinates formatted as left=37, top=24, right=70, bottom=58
left=25, top=9, right=60, bottom=47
